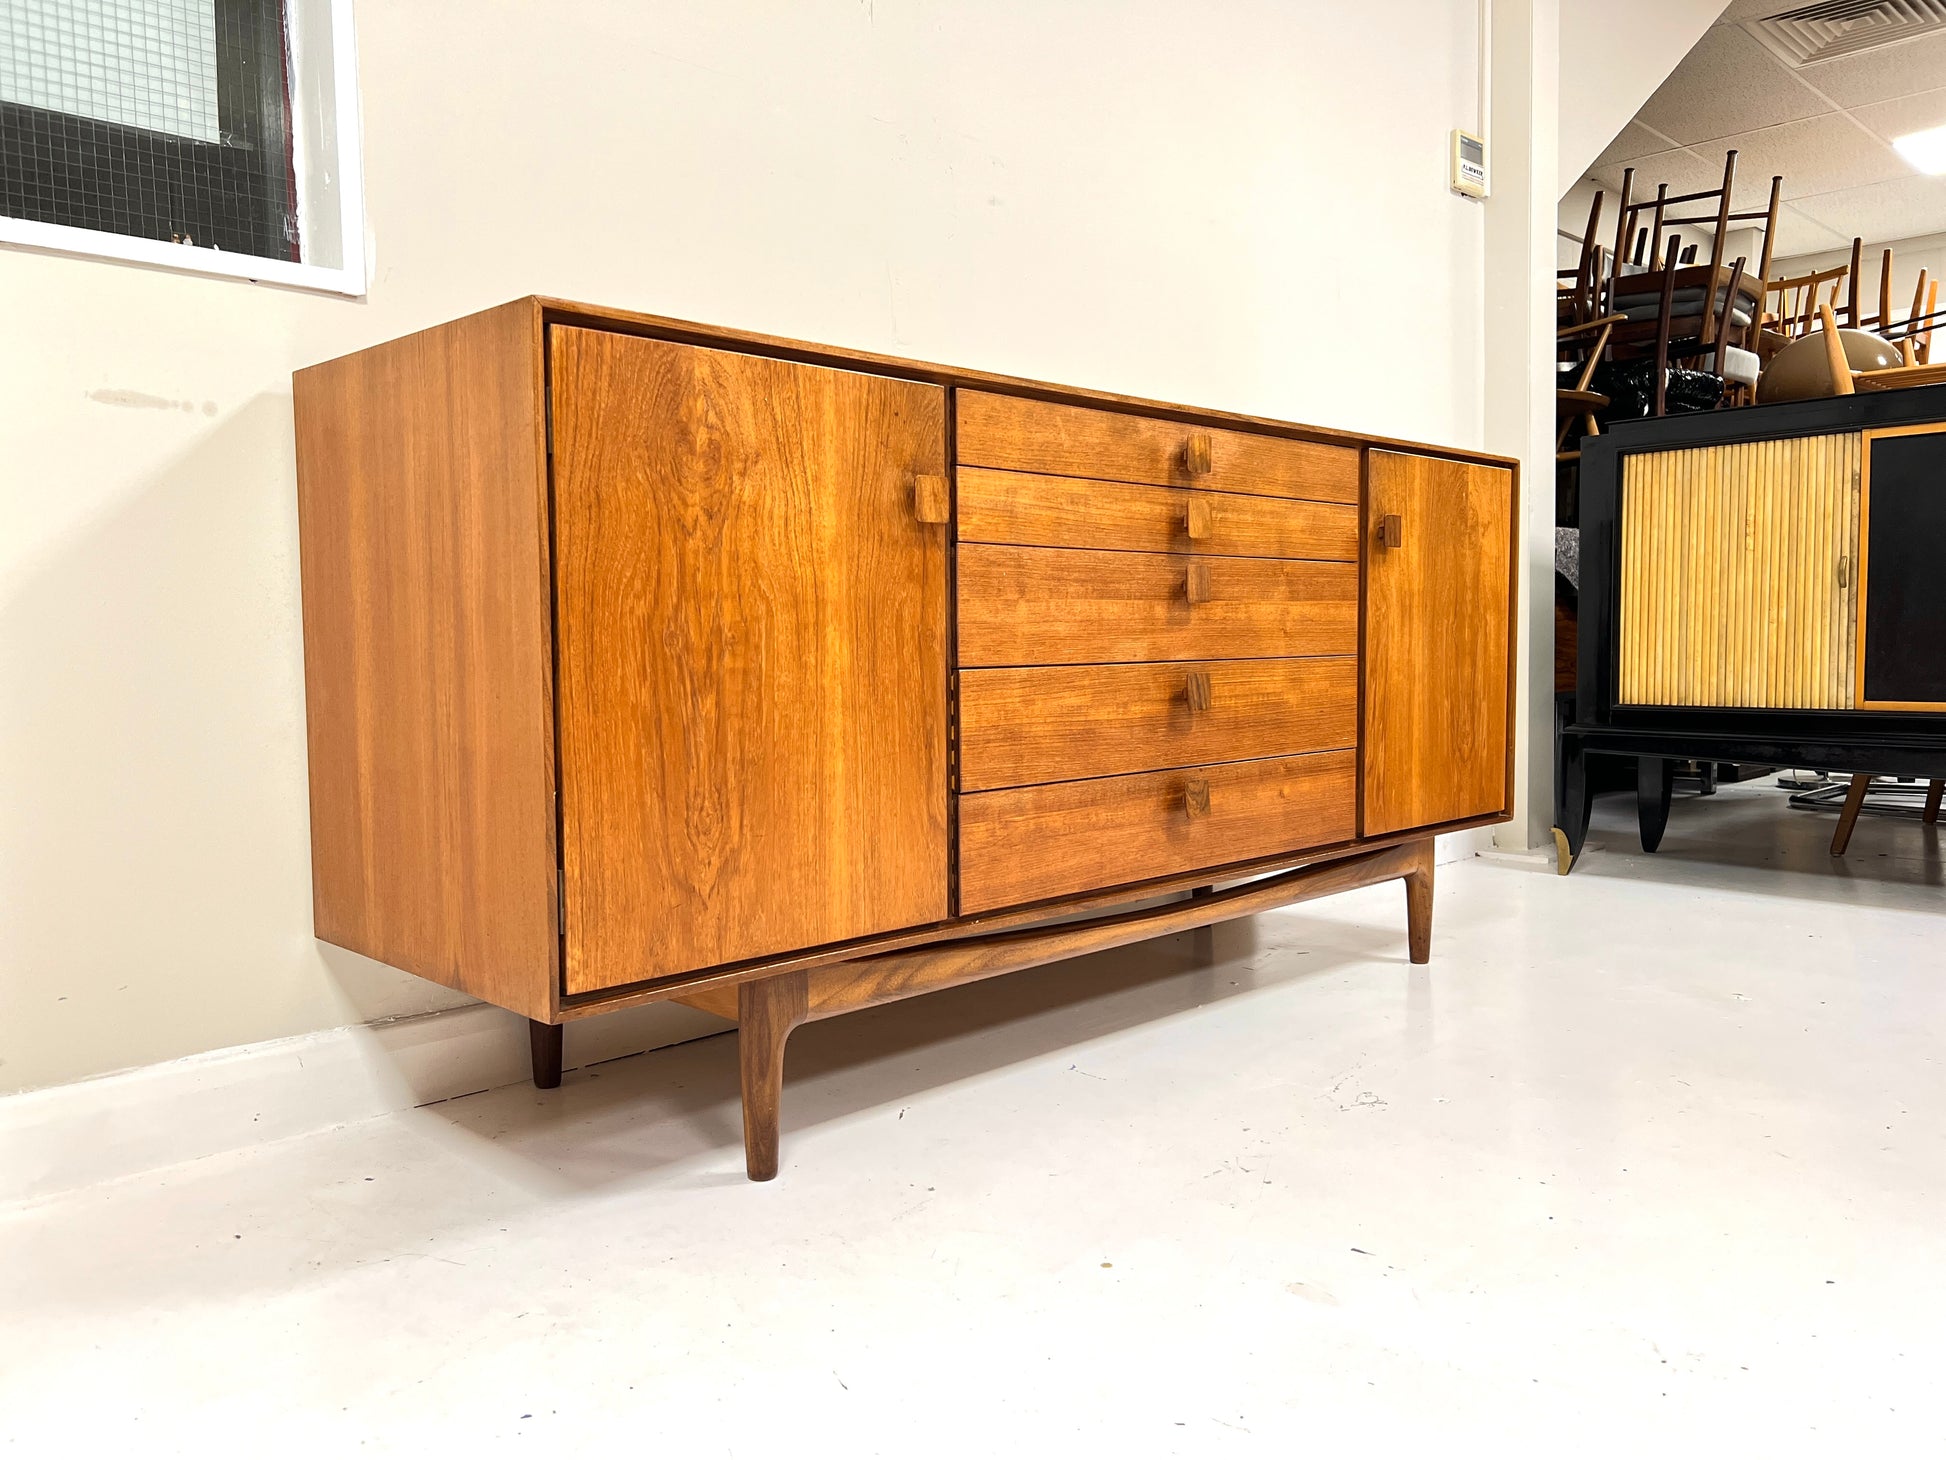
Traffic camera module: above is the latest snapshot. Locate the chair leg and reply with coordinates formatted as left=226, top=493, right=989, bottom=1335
left=1403, top=838, right=1434, bottom=965
left=1831, top=774, right=1872, bottom=856
left=1925, top=780, right=1943, bottom=826
left=528, top=1019, right=563, bottom=1090
left=738, top=972, right=809, bottom=1182
left=1637, top=756, right=1676, bottom=853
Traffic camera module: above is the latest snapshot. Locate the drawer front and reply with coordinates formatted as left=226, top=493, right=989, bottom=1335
left=957, top=750, right=1357, bottom=912
left=957, top=391, right=1360, bottom=504
left=958, top=467, right=1359, bottom=561
left=959, top=657, right=1356, bottom=791
left=957, top=545, right=1358, bottom=666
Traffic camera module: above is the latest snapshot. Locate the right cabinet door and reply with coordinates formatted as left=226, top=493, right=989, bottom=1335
left=1362, top=450, right=1514, bottom=837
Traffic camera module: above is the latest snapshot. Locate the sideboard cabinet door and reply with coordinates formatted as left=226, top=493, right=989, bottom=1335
left=1363, top=450, right=1514, bottom=837
left=549, top=329, right=950, bottom=993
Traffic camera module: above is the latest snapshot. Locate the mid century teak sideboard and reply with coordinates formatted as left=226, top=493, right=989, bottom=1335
left=293, top=297, right=1518, bottom=1180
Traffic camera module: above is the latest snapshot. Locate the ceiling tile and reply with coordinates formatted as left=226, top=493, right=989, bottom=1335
left=1770, top=203, right=1852, bottom=259
left=1712, top=113, right=1913, bottom=202
left=1636, top=23, right=1834, bottom=143
left=1588, top=146, right=1728, bottom=204
left=1794, top=32, right=1946, bottom=108
left=1790, top=172, right=1946, bottom=246
left=1592, top=120, right=1679, bottom=170
left=1716, top=1, right=1787, bottom=21
left=1853, top=86, right=1946, bottom=144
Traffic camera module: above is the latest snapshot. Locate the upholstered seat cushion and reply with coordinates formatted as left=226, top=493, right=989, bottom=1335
left=1612, top=281, right=1761, bottom=331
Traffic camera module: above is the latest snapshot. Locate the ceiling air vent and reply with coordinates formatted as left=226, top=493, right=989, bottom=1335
left=1744, top=0, right=1946, bottom=66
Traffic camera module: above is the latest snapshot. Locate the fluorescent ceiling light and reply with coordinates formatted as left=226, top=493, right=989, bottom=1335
left=1894, top=124, right=1946, bottom=175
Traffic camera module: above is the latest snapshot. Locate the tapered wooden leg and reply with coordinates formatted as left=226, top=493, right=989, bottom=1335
left=1637, top=756, right=1676, bottom=853
left=1554, top=726, right=1595, bottom=874
left=738, top=972, right=809, bottom=1182
left=528, top=1019, right=563, bottom=1090
left=1926, top=780, right=1943, bottom=826
left=1830, top=773, right=1872, bottom=855
left=1403, top=838, right=1434, bottom=965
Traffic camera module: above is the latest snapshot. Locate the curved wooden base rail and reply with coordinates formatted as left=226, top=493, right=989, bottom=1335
left=660, top=838, right=1433, bottom=1180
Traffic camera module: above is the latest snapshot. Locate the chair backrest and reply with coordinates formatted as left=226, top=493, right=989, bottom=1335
left=1766, top=264, right=1849, bottom=339
left=1611, top=150, right=1782, bottom=348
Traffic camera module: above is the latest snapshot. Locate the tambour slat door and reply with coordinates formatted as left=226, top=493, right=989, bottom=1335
left=549, top=328, right=951, bottom=993
left=1363, top=451, right=1515, bottom=837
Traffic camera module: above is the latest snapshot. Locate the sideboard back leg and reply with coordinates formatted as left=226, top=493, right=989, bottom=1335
left=1637, top=756, right=1676, bottom=853
left=738, top=972, right=810, bottom=1182
left=528, top=1019, right=563, bottom=1090
left=1926, top=779, right=1943, bottom=826
left=1404, top=838, right=1435, bottom=965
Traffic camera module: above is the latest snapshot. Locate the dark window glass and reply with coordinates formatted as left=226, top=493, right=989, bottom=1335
left=0, top=0, right=297, bottom=262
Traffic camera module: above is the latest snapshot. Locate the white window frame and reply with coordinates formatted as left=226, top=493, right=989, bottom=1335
left=0, top=0, right=367, bottom=296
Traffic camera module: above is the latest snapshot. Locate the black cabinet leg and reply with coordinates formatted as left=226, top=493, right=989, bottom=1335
left=1553, top=732, right=1594, bottom=875
left=1637, top=756, right=1676, bottom=853
left=529, top=1019, right=563, bottom=1090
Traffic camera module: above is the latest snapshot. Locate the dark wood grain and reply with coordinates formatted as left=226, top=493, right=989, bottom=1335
left=292, top=299, right=559, bottom=1021
left=1403, top=839, right=1434, bottom=964
left=956, top=468, right=1358, bottom=560
left=958, top=391, right=1362, bottom=502
left=738, top=972, right=808, bottom=1181
left=957, top=545, right=1358, bottom=666
left=958, top=657, right=1357, bottom=790
left=1363, top=452, right=1514, bottom=836
left=958, top=750, right=1357, bottom=913
left=549, top=328, right=951, bottom=993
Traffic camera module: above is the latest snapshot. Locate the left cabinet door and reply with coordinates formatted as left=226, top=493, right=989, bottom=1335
left=550, top=328, right=951, bottom=993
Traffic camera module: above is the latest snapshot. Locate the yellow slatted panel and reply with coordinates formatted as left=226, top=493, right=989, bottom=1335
left=1617, top=433, right=1861, bottom=709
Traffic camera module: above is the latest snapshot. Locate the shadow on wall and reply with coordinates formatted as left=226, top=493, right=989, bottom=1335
left=0, top=392, right=469, bottom=1094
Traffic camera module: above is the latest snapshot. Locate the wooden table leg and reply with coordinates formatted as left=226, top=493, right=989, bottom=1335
left=738, top=971, right=809, bottom=1182
left=1404, top=838, right=1434, bottom=965
left=528, top=1019, right=563, bottom=1090
left=1832, top=773, right=1873, bottom=855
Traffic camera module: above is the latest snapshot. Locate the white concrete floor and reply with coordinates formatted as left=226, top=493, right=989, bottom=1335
left=6, top=778, right=1946, bottom=1455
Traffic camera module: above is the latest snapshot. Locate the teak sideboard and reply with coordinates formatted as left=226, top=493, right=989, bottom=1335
left=294, top=298, right=1517, bottom=1180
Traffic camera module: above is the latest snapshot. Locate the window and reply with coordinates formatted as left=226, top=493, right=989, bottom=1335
left=0, top=0, right=364, bottom=294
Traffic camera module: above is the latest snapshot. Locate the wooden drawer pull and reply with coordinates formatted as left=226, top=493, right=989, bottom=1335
left=1183, top=563, right=1212, bottom=604
left=1182, top=778, right=1211, bottom=820
left=1181, top=433, right=1213, bottom=476
left=1182, top=670, right=1212, bottom=712
left=1181, top=496, right=1214, bottom=541
left=1377, top=513, right=1403, bottom=550
left=913, top=473, right=951, bottom=525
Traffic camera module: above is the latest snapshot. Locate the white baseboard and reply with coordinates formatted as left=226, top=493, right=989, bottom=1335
left=0, top=1001, right=731, bottom=1207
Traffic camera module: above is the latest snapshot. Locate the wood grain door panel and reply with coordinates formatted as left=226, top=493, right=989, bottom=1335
left=958, top=750, right=1357, bottom=912
left=958, top=658, right=1356, bottom=790
left=550, top=328, right=950, bottom=992
left=1362, top=451, right=1514, bottom=836
left=957, top=545, right=1358, bottom=666
left=957, top=468, right=1359, bottom=560
left=957, top=391, right=1361, bottom=503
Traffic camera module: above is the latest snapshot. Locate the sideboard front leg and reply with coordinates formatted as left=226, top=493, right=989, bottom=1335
left=1404, top=838, right=1435, bottom=965
left=528, top=1019, right=563, bottom=1090
left=738, top=971, right=810, bottom=1182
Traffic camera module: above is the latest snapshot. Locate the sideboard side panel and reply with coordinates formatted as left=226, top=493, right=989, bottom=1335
left=293, top=300, right=559, bottom=1019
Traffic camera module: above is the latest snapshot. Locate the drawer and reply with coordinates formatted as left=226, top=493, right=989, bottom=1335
left=957, top=545, right=1358, bottom=666
left=957, top=391, right=1360, bottom=504
left=958, top=658, right=1356, bottom=791
left=958, top=468, right=1358, bottom=561
left=957, top=750, right=1357, bottom=912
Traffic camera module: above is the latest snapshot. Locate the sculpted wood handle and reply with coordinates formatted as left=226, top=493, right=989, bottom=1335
left=1182, top=670, right=1212, bottom=712
left=1184, top=563, right=1212, bottom=604
left=1836, top=555, right=1851, bottom=588
left=1377, top=513, right=1403, bottom=549
left=1182, top=496, right=1214, bottom=541
left=1182, top=778, right=1211, bottom=820
left=912, top=473, right=951, bottom=524
left=1181, top=433, right=1213, bottom=476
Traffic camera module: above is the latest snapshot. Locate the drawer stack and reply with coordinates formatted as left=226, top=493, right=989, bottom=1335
left=952, top=391, right=1363, bottom=912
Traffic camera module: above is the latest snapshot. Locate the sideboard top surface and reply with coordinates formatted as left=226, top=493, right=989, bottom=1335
left=297, top=295, right=1517, bottom=473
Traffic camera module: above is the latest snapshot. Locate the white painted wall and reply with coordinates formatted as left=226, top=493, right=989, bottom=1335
left=1557, top=0, right=1724, bottom=197
left=0, top=0, right=1501, bottom=1095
